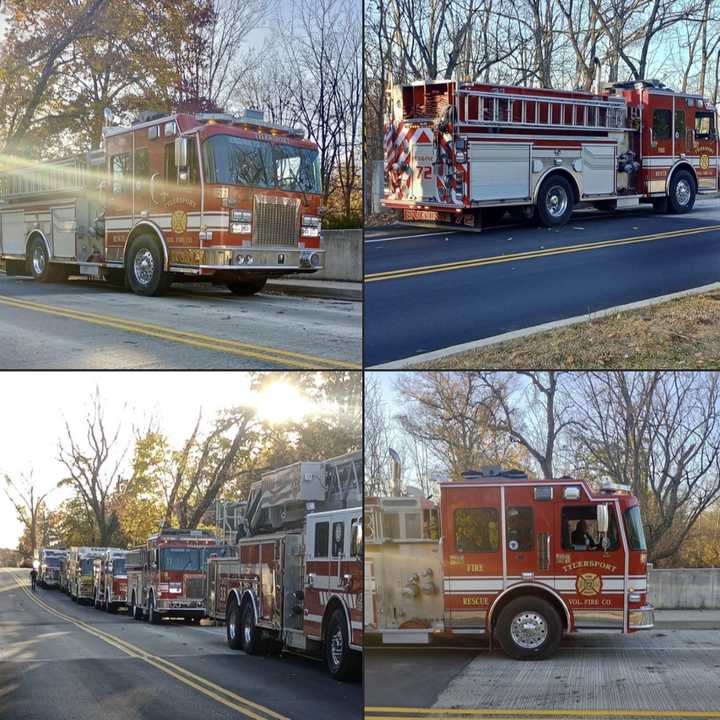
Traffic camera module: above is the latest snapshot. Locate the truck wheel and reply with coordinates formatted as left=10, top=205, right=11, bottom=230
left=536, top=175, right=574, bottom=226
left=226, top=279, right=267, bottom=296
left=241, top=603, right=264, bottom=655
left=94, top=589, right=100, bottom=609
left=28, top=237, right=64, bottom=283
left=325, top=609, right=355, bottom=680
left=148, top=594, right=160, bottom=624
left=226, top=600, right=243, bottom=650
left=126, top=235, right=170, bottom=296
left=668, top=170, right=696, bottom=214
left=495, top=596, right=562, bottom=660
left=131, top=594, right=143, bottom=621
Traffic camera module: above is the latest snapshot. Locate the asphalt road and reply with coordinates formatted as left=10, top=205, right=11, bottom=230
left=0, top=569, right=361, bottom=720
left=0, top=274, right=361, bottom=369
left=364, top=199, right=720, bottom=366
left=364, top=630, right=720, bottom=719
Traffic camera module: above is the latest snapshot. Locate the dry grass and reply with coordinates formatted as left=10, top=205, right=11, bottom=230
left=414, top=290, right=720, bottom=369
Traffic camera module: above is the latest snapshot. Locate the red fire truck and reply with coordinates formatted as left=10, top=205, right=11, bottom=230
left=92, top=548, right=128, bottom=613
left=0, top=108, right=324, bottom=295
left=384, top=76, right=718, bottom=226
left=206, top=455, right=363, bottom=679
left=366, top=467, right=654, bottom=660
left=126, top=528, right=230, bottom=623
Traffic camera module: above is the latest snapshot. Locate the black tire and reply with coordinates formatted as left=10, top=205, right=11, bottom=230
left=536, top=175, right=575, bottom=226
left=28, top=236, right=64, bottom=282
left=667, top=169, right=696, bottom=214
left=94, top=590, right=100, bottom=609
left=131, top=594, right=143, bottom=621
left=240, top=602, right=264, bottom=655
left=495, top=596, right=563, bottom=660
left=226, top=279, right=267, bottom=296
left=226, top=600, right=243, bottom=649
left=125, top=235, right=170, bottom=296
left=148, top=594, right=160, bottom=625
left=324, top=609, right=356, bottom=680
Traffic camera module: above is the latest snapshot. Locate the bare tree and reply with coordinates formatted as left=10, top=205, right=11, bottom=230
left=364, top=375, right=392, bottom=496
left=57, top=390, right=127, bottom=545
left=573, top=372, right=720, bottom=563
left=477, top=371, right=573, bottom=478
left=3, top=473, right=51, bottom=557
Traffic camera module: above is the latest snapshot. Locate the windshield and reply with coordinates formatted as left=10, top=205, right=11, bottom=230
left=624, top=505, right=647, bottom=551
left=44, top=557, right=62, bottom=568
left=202, top=134, right=321, bottom=194
left=159, top=547, right=220, bottom=572
left=112, top=559, right=126, bottom=576
left=80, top=559, right=94, bottom=575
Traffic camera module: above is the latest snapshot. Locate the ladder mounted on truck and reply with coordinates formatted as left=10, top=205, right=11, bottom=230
left=456, top=86, right=628, bottom=132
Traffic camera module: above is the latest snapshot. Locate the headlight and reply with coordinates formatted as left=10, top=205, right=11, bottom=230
left=302, top=215, right=321, bottom=227
left=231, top=222, right=252, bottom=234
left=231, top=209, right=252, bottom=222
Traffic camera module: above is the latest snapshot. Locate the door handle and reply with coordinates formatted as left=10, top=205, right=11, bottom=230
left=150, top=173, right=160, bottom=204
left=538, top=533, right=551, bottom=570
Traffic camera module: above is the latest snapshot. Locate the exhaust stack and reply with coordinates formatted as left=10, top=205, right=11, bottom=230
left=388, top=448, right=402, bottom=497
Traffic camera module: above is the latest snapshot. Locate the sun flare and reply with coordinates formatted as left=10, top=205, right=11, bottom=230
left=252, top=382, right=317, bottom=424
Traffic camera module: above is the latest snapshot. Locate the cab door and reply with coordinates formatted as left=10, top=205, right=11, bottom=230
left=441, top=484, right=502, bottom=629
left=645, top=91, right=674, bottom=192
left=504, top=485, right=555, bottom=588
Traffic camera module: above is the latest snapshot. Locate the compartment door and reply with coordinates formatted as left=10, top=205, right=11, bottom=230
left=1, top=211, right=26, bottom=255
left=469, top=142, right=530, bottom=201
left=581, top=144, right=616, bottom=195
left=52, top=206, right=77, bottom=258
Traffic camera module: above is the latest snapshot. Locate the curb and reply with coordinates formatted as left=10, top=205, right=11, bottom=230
left=266, top=279, right=362, bottom=301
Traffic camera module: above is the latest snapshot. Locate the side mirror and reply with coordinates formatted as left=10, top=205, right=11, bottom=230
left=597, top=504, right=609, bottom=534
left=174, top=137, right=188, bottom=169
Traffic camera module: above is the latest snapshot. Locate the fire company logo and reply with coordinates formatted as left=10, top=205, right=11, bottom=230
left=700, top=154, right=710, bottom=170
left=576, top=572, right=602, bottom=596
left=171, top=210, right=188, bottom=234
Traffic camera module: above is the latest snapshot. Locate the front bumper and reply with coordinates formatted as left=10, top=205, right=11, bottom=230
left=629, top=604, right=655, bottom=630
left=168, top=246, right=324, bottom=273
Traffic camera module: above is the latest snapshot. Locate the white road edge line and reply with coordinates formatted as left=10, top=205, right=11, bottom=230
left=365, top=232, right=457, bottom=243
left=368, top=281, right=720, bottom=369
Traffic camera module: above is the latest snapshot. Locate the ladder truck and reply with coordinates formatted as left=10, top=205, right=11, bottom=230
left=0, top=108, right=324, bottom=295
left=365, top=466, right=654, bottom=660
left=384, top=76, right=718, bottom=227
left=206, top=452, right=363, bottom=679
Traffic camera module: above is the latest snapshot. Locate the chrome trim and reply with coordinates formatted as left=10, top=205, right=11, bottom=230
left=487, top=582, right=571, bottom=630
left=573, top=609, right=624, bottom=628
left=500, top=486, right=507, bottom=590
left=122, top=220, right=170, bottom=270
left=25, top=229, right=51, bottom=260
left=629, top=605, right=655, bottom=630
left=532, top=167, right=579, bottom=203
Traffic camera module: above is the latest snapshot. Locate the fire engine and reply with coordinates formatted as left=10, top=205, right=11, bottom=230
left=92, top=548, right=128, bottom=612
left=384, top=75, right=718, bottom=227
left=66, top=547, right=107, bottom=604
left=366, top=466, right=654, bottom=660
left=206, top=452, right=363, bottom=679
left=38, top=547, right=67, bottom=589
left=0, top=108, right=324, bottom=296
left=126, top=527, right=231, bottom=623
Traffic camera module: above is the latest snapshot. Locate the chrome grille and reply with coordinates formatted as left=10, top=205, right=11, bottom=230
left=184, top=575, right=204, bottom=599
left=252, top=195, right=300, bottom=247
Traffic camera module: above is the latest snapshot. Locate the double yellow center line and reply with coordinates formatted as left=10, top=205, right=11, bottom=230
left=0, top=294, right=359, bottom=369
left=364, top=706, right=720, bottom=719
left=12, top=574, right=288, bottom=720
left=365, top=224, right=720, bottom=283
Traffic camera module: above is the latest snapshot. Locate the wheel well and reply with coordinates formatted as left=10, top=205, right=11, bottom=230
left=489, top=586, right=570, bottom=634
left=25, top=230, right=49, bottom=259
left=321, top=596, right=348, bottom=642
left=124, top=225, right=168, bottom=270
left=668, top=162, right=697, bottom=192
left=536, top=169, right=580, bottom=204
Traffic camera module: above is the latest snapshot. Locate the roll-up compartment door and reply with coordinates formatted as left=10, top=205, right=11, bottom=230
left=469, top=143, right=530, bottom=201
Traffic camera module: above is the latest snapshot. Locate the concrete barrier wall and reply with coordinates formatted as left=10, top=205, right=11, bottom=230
left=313, top=229, right=362, bottom=282
left=648, top=568, right=720, bottom=609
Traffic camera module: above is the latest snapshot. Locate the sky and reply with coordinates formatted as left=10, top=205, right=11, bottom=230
left=0, top=371, right=298, bottom=549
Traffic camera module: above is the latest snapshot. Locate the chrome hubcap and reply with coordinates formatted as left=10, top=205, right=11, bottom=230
left=546, top=186, right=568, bottom=217
left=676, top=179, right=691, bottom=206
left=243, top=615, right=252, bottom=645
left=229, top=613, right=236, bottom=640
left=32, top=244, right=46, bottom=275
left=133, top=248, right=155, bottom=285
left=510, top=611, right=548, bottom=649
left=330, top=627, right=344, bottom=666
